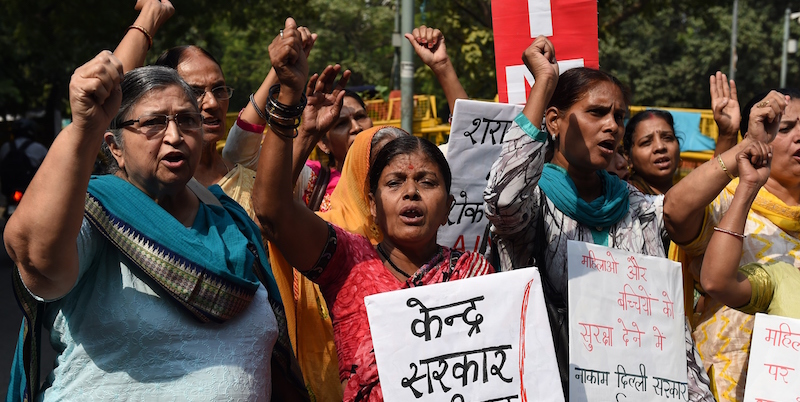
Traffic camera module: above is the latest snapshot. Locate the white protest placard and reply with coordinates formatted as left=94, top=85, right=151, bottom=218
left=743, top=313, right=800, bottom=402
left=567, top=241, right=687, bottom=401
left=438, top=99, right=524, bottom=253
left=365, top=268, right=563, bottom=402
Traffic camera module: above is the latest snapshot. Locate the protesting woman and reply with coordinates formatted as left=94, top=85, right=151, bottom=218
left=665, top=88, right=800, bottom=400
left=110, top=3, right=311, bottom=398
left=222, top=23, right=468, bottom=401
left=252, top=19, right=494, bottom=401
left=623, top=109, right=681, bottom=195
left=698, top=140, right=800, bottom=319
left=483, top=36, right=714, bottom=400
left=265, top=123, right=408, bottom=401
left=5, top=54, right=283, bottom=400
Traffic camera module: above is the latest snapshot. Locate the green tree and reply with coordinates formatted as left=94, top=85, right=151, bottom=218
left=5, top=0, right=800, bottom=137
left=0, top=0, right=137, bottom=137
left=599, top=0, right=799, bottom=108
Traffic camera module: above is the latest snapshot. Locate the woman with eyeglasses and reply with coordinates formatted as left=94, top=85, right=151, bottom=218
left=4, top=51, right=288, bottom=400
left=101, top=0, right=312, bottom=400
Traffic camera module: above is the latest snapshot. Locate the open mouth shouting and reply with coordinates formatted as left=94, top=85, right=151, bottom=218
left=162, top=151, right=188, bottom=169
left=653, top=156, right=672, bottom=170
left=202, top=116, right=223, bottom=133
left=399, top=205, right=425, bottom=225
left=598, top=139, right=616, bottom=155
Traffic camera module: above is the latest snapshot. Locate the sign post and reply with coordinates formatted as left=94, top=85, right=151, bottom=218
left=743, top=313, right=800, bottom=401
left=438, top=99, right=523, bottom=253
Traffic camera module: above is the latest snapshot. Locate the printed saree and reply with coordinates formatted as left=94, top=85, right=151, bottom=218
left=306, top=224, right=494, bottom=402
left=268, top=126, right=393, bottom=401
left=681, top=178, right=800, bottom=401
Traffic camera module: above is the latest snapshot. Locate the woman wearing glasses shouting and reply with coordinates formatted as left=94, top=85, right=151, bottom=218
left=5, top=49, right=294, bottom=400
left=101, top=2, right=314, bottom=399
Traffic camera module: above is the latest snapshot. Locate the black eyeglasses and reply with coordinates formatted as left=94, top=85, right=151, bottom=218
left=192, top=86, right=234, bottom=102
left=115, top=112, right=204, bottom=138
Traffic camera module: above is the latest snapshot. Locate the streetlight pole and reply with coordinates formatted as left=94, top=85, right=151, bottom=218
left=729, top=0, right=739, bottom=81
left=782, top=7, right=791, bottom=87
left=400, top=0, right=414, bottom=134
left=392, top=3, right=401, bottom=90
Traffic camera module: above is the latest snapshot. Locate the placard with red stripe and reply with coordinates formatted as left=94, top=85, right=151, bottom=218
left=492, top=0, right=599, bottom=104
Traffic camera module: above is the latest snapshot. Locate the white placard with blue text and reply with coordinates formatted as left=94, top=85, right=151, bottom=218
left=567, top=241, right=687, bottom=401
left=438, top=99, right=524, bottom=254
left=365, top=268, right=563, bottom=402
left=743, top=313, right=800, bottom=402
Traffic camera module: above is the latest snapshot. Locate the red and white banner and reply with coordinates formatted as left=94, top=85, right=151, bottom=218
left=492, top=0, right=599, bottom=104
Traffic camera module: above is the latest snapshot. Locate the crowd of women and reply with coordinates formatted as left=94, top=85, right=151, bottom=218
left=4, top=1, right=800, bottom=401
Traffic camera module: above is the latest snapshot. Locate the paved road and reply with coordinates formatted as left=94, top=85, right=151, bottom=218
left=1, top=224, right=56, bottom=399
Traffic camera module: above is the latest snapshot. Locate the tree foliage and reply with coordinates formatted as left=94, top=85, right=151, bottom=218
left=3, top=0, right=800, bottom=137
left=599, top=0, right=800, bottom=108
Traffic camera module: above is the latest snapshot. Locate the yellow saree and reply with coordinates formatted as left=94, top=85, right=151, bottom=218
left=680, top=178, right=800, bottom=401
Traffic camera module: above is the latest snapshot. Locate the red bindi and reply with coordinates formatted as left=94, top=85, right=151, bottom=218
left=408, top=164, right=414, bottom=170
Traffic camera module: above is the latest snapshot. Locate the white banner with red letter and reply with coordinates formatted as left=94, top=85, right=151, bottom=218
left=365, top=268, right=563, bottom=401
left=743, top=313, right=800, bottom=402
left=567, top=241, right=687, bottom=401
left=492, top=0, right=599, bottom=104
left=438, top=99, right=523, bottom=254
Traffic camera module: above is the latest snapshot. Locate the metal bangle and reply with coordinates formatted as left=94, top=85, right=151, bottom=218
left=269, top=122, right=299, bottom=139
left=713, top=226, right=745, bottom=239
left=716, top=155, right=736, bottom=180
left=127, top=25, right=153, bottom=50
left=267, top=84, right=306, bottom=117
left=249, top=93, right=268, bottom=122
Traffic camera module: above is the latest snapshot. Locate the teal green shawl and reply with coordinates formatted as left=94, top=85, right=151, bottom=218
left=84, top=175, right=279, bottom=322
left=8, top=175, right=306, bottom=401
left=538, top=163, right=630, bottom=245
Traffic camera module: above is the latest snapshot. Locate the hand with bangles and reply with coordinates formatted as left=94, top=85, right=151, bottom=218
left=115, top=0, right=174, bottom=71
left=269, top=18, right=309, bottom=111
left=133, top=0, right=174, bottom=31
left=700, top=140, right=774, bottom=312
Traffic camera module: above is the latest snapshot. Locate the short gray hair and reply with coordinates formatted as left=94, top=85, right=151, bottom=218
left=101, top=66, right=198, bottom=173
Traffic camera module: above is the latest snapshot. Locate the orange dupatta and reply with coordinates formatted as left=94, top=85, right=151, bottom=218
left=268, top=126, right=390, bottom=401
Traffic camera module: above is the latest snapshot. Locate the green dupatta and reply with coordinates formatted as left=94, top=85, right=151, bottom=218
left=8, top=175, right=307, bottom=401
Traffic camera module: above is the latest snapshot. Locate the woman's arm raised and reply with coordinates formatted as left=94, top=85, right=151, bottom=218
left=664, top=90, right=786, bottom=244
left=406, top=25, right=467, bottom=115
left=252, top=18, right=339, bottom=272
left=700, top=141, right=772, bottom=307
left=710, top=71, right=740, bottom=156
left=4, top=52, right=124, bottom=299
left=113, top=0, right=174, bottom=73
left=484, top=36, right=557, bottom=236
left=291, top=64, right=351, bottom=182
left=224, top=27, right=314, bottom=172
left=223, top=29, right=351, bottom=186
